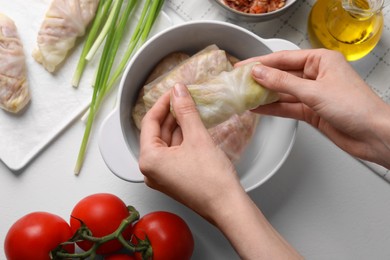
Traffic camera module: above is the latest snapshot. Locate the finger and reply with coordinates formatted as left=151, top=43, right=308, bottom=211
left=236, top=57, right=304, bottom=78
left=251, top=102, right=314, bottom=122
left=170, top=126, right=183, bottom=146
left=170, top=83, right=208, bottom=138
left=236, top=50, right=308, bottom=69
left=277, top=93, right=300, bottom=103
left=140, top=91, right=171, bottom=149
left=142, top=91, right=171, bottom=125
left=252, top=64, right=317, bottom=102
left=161, top=112, right=178, bottom=145
left=252, top=49, right=316, bottom=71
left=238, top=49, right=331, bottom=80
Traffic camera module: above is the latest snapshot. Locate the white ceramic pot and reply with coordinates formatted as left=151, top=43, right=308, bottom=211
left=98, top=20, right=299, bottom=192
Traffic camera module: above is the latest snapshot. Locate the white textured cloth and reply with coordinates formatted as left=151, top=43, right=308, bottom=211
left=166, top=0, right=390, bottom=181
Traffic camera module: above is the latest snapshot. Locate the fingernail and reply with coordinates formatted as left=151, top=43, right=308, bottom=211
left=173, top=83, right=189, bottom=97
left=252, top=65, right=267, bottom=79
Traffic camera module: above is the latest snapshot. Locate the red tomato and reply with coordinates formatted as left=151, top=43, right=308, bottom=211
left=4, top=211, right=74, bottom=260
left=104, top=253, right=136, bottom=260
left=132, top=211, right=194, bottom=260
left=70, top=193, right=133, bottom=254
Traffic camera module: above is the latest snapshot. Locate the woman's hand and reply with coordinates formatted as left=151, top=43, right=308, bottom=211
left=241, top=49, right=390, bottom=168
left=138, top=83, right=240, bottom=220
left=138, top=83, right=302, bottom=259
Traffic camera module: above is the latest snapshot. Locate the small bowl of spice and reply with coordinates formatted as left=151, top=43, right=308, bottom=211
left=213, top=0, right=297, bottom=22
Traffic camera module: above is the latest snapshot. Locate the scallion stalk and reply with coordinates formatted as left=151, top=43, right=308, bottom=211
left=74, top=0, right=164, bottom=175
left=93, top=0, right=164, bottom=116
left=74, top=0, right=165, bottom=175
left=74, top=0, right=126, bottom=175
left=85, top=0, right=122, bottom=62
left=72, top=0, right=113, bottom=87
left=96, top=0, right=138, bottom=98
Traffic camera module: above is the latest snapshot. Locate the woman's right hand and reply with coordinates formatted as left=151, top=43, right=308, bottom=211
left=138, top=83, right=303, bottom=259
left=240, top=49, right=390, bottom=169
left=138, top=83, right=242, bottom=220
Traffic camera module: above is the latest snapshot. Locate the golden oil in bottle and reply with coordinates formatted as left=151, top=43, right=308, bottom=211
left=308, top=0, right=384, bottom=61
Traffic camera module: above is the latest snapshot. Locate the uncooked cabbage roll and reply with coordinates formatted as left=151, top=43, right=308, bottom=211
left=142, top=48, right=233, bottom=112
left=186, top=62, right=278, bottom=128
left=209, top=111, right=259, bottom=162
left=132, top=46, right=262, bottom=163
left=132, top=52, right=190, bottom=130
left=32, top=0, right=100, bottom=72
left=0, top=13, right=30, bottom=113
left=145, top=52, right=190, bottom=84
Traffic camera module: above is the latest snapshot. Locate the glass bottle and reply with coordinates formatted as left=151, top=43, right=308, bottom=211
left=308, top=0, right=384, bottom=61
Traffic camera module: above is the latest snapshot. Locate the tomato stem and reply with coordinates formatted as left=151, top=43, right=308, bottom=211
left=52, top=205, right=145, bottom=259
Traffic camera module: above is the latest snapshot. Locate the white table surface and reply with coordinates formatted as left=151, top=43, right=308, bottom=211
left=2, top=3, right=390, bottom=260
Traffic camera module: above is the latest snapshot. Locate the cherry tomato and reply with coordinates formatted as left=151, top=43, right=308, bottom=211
left=4, top=211, right=74, bottom=260
left=132, top=211, right=194, bottom=260
left=104, top=253, right=136, bottom=260
left=70, top=193, right=133, bottom=254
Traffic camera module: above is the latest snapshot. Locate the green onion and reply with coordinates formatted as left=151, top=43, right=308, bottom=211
left=72, top=0, right=113, bottom=87
left=74, top=0, right=125, bottom=175
left=93, top=0, right=164, bottom=113
left=74, top=0, right=165, bottom=175
left=85, top=0, right=123, bottom=62
left=109, top=0, right=163, bottom=88
left=80, top=0, right=163, bottom=121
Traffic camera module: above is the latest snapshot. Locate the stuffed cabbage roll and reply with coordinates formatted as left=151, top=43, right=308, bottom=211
left=146, top=52, right=191, bottom=84
left=186, top=62, right=279, bottom=128
left=209, top=111, right=259, bottom=162
left=131, top=45, right=264, bottom=163
left=0, top=13, right=30, bottom=113
left=132, top=52, right=190, bottom=130
left=142, top=48, right=233, bottom=112
left=32, top=0, right=99, bottom=72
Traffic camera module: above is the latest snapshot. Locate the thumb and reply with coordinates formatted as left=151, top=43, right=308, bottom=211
left=170, top=83, right=207, bottom=135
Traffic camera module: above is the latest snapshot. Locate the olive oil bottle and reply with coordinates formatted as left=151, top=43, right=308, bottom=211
left=308, top=0, right=384, bottom=61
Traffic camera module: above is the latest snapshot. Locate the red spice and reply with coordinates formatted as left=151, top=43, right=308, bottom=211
left=223, top=0, right=286, bottom=14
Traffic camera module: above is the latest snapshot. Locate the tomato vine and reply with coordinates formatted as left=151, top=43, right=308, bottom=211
left=51, top=206, right=148, bottom=259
